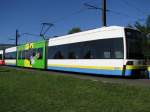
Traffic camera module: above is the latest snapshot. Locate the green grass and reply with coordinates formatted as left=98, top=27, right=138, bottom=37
left=0, top=66, right=150, bottom=112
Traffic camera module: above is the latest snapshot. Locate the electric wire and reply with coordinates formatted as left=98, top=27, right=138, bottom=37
left=121, top=0, right=146, bottom=15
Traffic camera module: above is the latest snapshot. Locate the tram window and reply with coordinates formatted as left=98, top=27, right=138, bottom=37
left=74, top=43, right=83, bottom=59
left=53, top=52, right=58, bottom=59
left=47, top=38, right=124, bottom=59
left=12, top=52, right=16, bottom=59
left=92, top=38, right=123, bottom=59
left=83, top=46, right=95, bottom=59
left=33, top=49, right=36, bottom=57
left=104, top=51, right=111, bottom=59
left=59, top=45, right=68, bottom=59
left=54, top=51, right=64, bottom=59
left=84, top=51, right=91, bottom=59
left=5, top=52, right=16, bottom=59
left=0, top=54, right=2, bottom=59
left=7, top=53, right=11, bottom=59
left=48, top=47, right=56, bottom=59
left=112, top=38, right=124, bottom=59
left=92, top=40, right=111, bottom=59
left=48, top=43, right=83, bottom=59
left=37, top=48, right=43, bottom=59
left=114, top=51, right=123, bottom=59
left=7, top=53, right=10, bottom=59
left=24, top=51, right=27, bottom=59
left=22, top=50, right=25, bottom=59
left=48, top=45, right=68, bottom=59
left=28, top=49, right=34, bottom=59
left=18, top=51, right=22, bottom=59
left=67, top=44, right=78, bottom=59
left=68, top=52, right=76, bottom=59
left=25, top=50, right=30, bottom=59
left=5, top=53, right=8, bottom=59
left=28, top=49, right=39, bottom=59
left=125, top=29, right=144, bottom=59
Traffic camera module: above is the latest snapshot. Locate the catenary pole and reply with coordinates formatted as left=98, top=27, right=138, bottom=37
left=102, top=0, right=107, bottom=26
left=16, top=29, right=19, bottom=46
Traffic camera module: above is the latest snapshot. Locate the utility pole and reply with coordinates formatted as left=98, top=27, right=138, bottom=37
left=84, top=0, right=107, bottom=27
left=102, top=0, right=106, bottom=26
left=16, top=29, right=19, bottom=46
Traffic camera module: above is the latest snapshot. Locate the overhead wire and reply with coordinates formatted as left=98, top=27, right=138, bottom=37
left=84, top=0, right=147, bottom=25
left=39, top=3, right=90, bottom=38
left=52, top=0, right=144, bottom=23
left=42, top=0, right=98, bottom=24
left=121, top=0, right=146, bottom=15
left=21, top=0, right=147, bottom=41
left=6, top=34, right=16, bottom=41
left=51, top=8, right=87, bottom=24
left=4, top=0, right=94, bottom=44
left=119, top=0, right=147, bottom=24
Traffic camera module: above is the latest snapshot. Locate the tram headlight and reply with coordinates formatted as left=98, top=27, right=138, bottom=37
left=126, top=61, right=133, bottom=65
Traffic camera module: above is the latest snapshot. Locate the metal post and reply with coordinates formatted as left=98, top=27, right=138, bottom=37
left=16, top=29, right=19, bottom=46
left=102, top=0, right=106, bottom=26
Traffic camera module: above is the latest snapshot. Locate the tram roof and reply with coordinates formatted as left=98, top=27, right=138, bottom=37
left=48, top=26, right=127, bottom=46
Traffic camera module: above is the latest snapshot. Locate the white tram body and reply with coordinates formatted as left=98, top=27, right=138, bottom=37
left=0, top=50, right=4, bottom=65
left=47, top=26, right=145, bottom=76
left=5, top=47, right=16, bottom=66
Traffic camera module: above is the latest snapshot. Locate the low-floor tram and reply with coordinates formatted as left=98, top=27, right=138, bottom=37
left=47, top=26, right=146, bottom=77
left=1, top=26, right=148, bottom=77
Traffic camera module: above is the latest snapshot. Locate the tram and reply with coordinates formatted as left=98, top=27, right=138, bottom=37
left=1, top=26, right=147, bottom=77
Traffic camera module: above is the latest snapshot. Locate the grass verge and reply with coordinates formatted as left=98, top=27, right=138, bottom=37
left=0, top=66, right=150, bottom=112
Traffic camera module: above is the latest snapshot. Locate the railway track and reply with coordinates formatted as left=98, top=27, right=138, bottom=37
left=1, top=66, right=150, bottom=87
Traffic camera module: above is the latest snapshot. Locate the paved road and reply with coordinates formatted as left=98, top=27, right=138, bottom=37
left=1, top=66, right=150, bottom=87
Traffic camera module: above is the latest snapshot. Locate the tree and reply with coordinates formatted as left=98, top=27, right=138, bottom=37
left=129, top=15, right=150, bottom=36
left=68, top=27, right=81, bottom=34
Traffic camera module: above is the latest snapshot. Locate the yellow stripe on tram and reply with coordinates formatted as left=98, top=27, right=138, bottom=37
left=126, top=65, right=143, bottom=70
left=148, top=67, right=150, bottom=71
left=48, top=64, right=123, bottom=70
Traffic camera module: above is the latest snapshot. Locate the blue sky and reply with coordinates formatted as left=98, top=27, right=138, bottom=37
left=0, top=0, right=150, bottom=44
